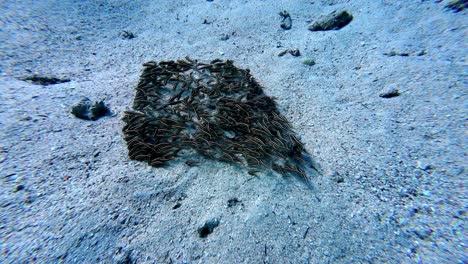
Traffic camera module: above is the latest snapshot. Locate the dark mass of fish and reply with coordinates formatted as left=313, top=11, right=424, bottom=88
left=123, top=57, right=314, bottom=183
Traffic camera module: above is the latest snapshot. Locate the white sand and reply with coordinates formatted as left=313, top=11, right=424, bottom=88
left=1, top=0, right=466, bottom=263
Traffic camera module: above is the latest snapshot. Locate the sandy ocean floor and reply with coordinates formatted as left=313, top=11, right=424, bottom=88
left=0, top=0, right=466, bottom=263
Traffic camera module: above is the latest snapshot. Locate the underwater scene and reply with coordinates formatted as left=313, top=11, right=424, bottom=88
left=0, top=0, right=466, bottom=263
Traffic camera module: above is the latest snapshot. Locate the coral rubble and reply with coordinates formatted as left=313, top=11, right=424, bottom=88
left=122, top=57, right=313, bottom=183
left=279, top=10, right=292, bottom=30
left=71, top=98, right=110, bottom=121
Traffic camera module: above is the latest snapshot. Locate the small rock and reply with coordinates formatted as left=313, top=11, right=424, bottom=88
left=417, top=49, right=427, bottom=56
left=278, top=49, right=301, bottom=57
left=379, top=89, right=400, bottom=98
left=14, top=185, right=25, bottom=192
left=302, top=58, right=316, bottom=66
left=289, top=49, right=301, bottom=56
left=278, top=49, right=289, bottom=57
left=331, top=172, right=345, bottom=183
left=198, top=218, right=220, bottom=238
left=308, top=10, right=353, bottom=31
left=71, top=98, right=110, bottom=121
left=18, top=115, right=32, bottom=121
left=279, top=11, right=292, bottom=30
left=120, top=30, right=135, bottom=39
left=384, top=51, right=410, bottom=57
left=227, top=197, right=241, bottom=207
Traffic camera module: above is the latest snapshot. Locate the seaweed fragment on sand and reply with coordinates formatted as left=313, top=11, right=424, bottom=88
left=122, top=57, right=317, bottom=184
left=446, top=0, right=467, bottom=12
left=20, top=75, right=70, bottom=86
